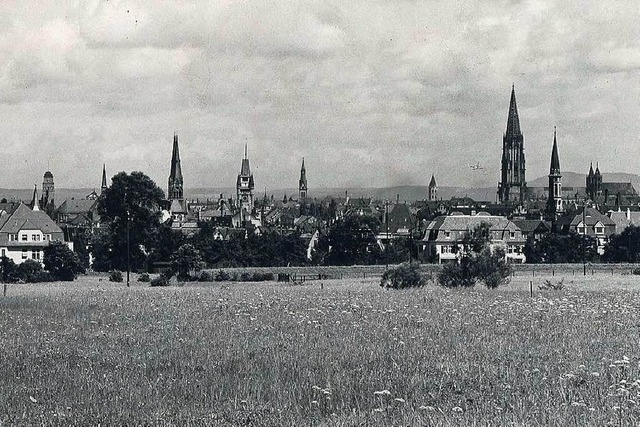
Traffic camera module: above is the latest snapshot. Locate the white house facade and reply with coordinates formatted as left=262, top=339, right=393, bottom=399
left=0, top=203, right=70, bottom=265
left=420, top=212, right=527, bottom=264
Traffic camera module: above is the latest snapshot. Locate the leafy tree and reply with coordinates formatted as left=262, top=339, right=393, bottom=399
left=44, top=241, right=85, bottom=281
left=97, top=171, right=165, bottom=271
left=0, top=256, right=18, bottom=283
left=438, top=222, right=512, bottom=289
left=16, top=260, right=47, bottom=283
left=524, top=232, right=599, bottom=263
left=314, top=216, right=382, bottom=265
left=603, top=225, right=640, bottom=262
left=170, top=243, right=204, bottom=280
left=89, top=228, right=114, bottom=272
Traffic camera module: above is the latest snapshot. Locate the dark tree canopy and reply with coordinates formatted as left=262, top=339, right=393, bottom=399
left=438, top=222, right=511, bottom=289
left=314, top=216, right=382, bottom=265
left=603, top=225, right=640, bottom=262
left=524, top=232, right=599, bottom=264
left=44, top=241, right=85, bottom=281
left=95, top=171, right=165, bottom=271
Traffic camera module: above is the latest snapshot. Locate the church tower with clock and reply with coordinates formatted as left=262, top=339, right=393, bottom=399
left=236, top=144, right=255, bottom=215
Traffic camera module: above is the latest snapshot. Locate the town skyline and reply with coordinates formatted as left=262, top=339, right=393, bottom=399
left=1, top=1, right=638, bottom=190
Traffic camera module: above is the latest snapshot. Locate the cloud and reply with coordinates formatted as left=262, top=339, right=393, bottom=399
left=0, top=0, right=638, bottom=191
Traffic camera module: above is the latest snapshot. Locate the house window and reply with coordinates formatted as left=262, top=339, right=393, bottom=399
left=443, top=231, right=451, bottom=238
left=8, top=235, right=13, bottom=242
left=510, top=231, right=516, bottom=239
left=1, top=249, right=5, bottom=257
left=31, top=250, right=37, bottom=259
left=21, top=249, right=27, bottom=259
left=595, top=226, right=604, bottom=234
left=21, top=234, right=27, bottom=242
left=577, top=226, right=586, bottom=234
left=32, top=234, right=40, bottom=241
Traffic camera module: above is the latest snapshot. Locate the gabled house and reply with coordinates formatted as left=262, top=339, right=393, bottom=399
left=420, top=212, right=526, bottom=263
left=0, top=203, right=70, bottom=265
left=558, top=207, right=616, bottom=254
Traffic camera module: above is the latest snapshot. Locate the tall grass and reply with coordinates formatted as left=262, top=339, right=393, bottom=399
left=1, top=276, right=640, bottom=425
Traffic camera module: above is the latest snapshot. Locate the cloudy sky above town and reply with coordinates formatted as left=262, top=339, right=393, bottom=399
left=0, top=0, right=638, bottom=192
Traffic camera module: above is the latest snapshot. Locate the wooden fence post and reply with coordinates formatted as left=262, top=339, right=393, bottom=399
left=530, top=281, right=533, bottom=298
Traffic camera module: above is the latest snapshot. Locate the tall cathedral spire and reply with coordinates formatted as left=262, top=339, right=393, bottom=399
left=505, top=84, right=521, bottom=136
left=168, top=133, right=184, bottom=201
left=498, top=85, right=526, bottom=204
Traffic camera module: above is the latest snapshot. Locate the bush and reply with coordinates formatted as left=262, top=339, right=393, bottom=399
left=150, top=275, right=170, bottom=287
left=197, top=271, right=214, bottom=282
left=16, top=260, right=45, bottom=283
left=137, top=273, right=151, bottom=282
left=109, top=270, right=123, bottom=282
left=0, top=256, right=18, bottom=283
left=380, top=263, right=426, bottom=289
left=43, top=241, right=85, bottom=281
left=214, top=270, right=231, bottom=282
left=436, top=223, right=512, bottom=289
left=438, top=247, right=512, bottom=289
left=252, top=272, right=274, bottom=282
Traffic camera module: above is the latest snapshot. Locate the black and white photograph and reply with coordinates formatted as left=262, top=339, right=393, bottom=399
left=0, top=1, right=639, bottom=425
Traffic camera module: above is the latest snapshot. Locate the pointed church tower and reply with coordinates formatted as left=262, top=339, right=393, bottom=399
left=298, top=157, right=308, bottom=202
left=498, top=85, right=526, bottom=204
left=428, top=174, right=437, bottom=201
left=586, top=162, right=595, bottom=200
left=594, top=162, right=603, bottom=197
left=168, top=133, right=184, bottom=201
left=236, top=144, right=255, bottom=214
left=41, top=170, right=54, bottom=212
left=101, top=164, right=108, bottom=195
left=547, top=127, right=563, bottom=217
left=31, top=185, right=40, bottom=211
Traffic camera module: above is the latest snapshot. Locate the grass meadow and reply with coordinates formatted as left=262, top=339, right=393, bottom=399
left=2, top=271, right=640, bottom=425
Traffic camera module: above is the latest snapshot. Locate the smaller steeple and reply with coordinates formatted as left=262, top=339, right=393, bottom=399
left=428, top=174, right=437, bottom=201
left=549, top=127, right=560, bottom=175
left=101, top=164, right=108, bottom=194
left=31, top=185, right=40, bottom=211
left=299, top=157, right=308, bottom=202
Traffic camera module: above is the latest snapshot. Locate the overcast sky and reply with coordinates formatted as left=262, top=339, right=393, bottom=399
left=1, top=0, right=638, bottom=192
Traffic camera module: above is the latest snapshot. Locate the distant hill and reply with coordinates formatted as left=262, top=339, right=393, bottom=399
left=528, top=172, right=640, bottom=189
left=2, top=173, right=638, bottom=207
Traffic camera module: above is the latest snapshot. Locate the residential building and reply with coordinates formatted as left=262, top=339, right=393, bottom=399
left=0, top=202, right=69, bottom=265
left=559, top=207, right=616, bottom=254
left=421, top=212, right=526, bottom=263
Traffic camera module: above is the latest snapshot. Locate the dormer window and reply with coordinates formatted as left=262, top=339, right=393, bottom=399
left=444, top=231, right=451, bottom=238
left=510, top=231, right=516, bottom=239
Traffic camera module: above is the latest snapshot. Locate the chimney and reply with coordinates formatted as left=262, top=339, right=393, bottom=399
left=627, top=208, right=631, bottom=221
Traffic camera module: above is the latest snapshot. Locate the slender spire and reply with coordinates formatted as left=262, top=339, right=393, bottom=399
left=240, top=145, right=252, bottom=176
left=505, top=85, right=521, bottom=136
left=550, top=127, right=560, bottom=175
left=588, top=162, right=594, bottom=175
left=429, top=174, right=437, bottom=187
left=31, top=185, right=39, bottom=211
left=101, top=164, right=107, bottom=193
left=168, top=133, right=184, bottom=200
left=595, top=161, right=600, bottom=175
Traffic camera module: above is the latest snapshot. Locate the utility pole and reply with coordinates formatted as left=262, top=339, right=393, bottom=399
left=126, top=208, right=130, bottom=287
left=385, top=201, right=389, bottom=271
left=582, top=203, right=586, bottom=276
